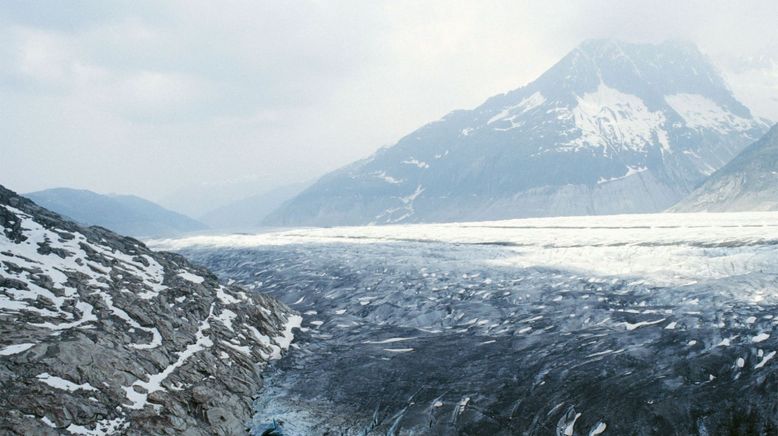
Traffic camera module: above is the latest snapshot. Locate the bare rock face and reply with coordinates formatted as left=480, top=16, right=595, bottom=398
left=0, top=185, right=300, bottom=435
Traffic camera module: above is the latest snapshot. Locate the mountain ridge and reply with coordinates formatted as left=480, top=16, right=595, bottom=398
left=265, top=39, right=768, bottom=226
left=671, top=123, right=778, bottom=212
left=26, top=187, right=207, bottom=238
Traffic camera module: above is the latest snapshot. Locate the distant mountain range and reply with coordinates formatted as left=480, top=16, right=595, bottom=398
left=265, top=39, right=769, bottom=226
left=199, top=182, right=308, bottom=231
left=672, top=124, right=778, bottom=212
left=26, top=188, right=207, bottom=238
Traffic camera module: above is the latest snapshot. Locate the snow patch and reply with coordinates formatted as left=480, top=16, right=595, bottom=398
left=371, top=171, right=403, bottom=184
left=598, top=165, right=648, bottom=184
left=177, top=271, right=205, bottom=284
left=37, top=373, right=97, bottom=392
left=402, top=158, right=430, bottom=169
left=0, top=343, right=35, bottom=356
left=559, top=84, right=670, bottom=155
left=488, top=91, right=546, bottom=128
left=665, top=93, right=757, bottom=134
left=123, top=304, right=216, bottom=410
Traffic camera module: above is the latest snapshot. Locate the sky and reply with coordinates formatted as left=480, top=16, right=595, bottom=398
left=2, top=0, right=778, bottom=215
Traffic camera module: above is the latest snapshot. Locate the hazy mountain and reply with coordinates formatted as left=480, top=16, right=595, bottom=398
left=265, top=39, right=769, bottom=226
left=199, top=182, right=309, bottom=231
left=159, top=177, right=303, bottom=218
left=717, top=45, right=778, bottom=122
left=26, top=188, right=207, bottom=238
left=671, top=124, right=778, bottom=212
left=0, top=184, right=298, bottom=434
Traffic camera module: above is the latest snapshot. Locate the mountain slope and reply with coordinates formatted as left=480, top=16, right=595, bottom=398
left=265, top=39, right=768, bottom=226
left=0, top=184, right=300, bottom=434
left=200, top=182, right=308, bottom=231
left=26, top=188, right=207, bottom=238
left=671, top=124, right=778, bottom=211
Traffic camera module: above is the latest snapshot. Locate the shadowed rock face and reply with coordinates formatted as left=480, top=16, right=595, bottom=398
left=181, top=227, right=778, bottom=435
left=672, top=124, right=778, bottom=212
left=0, top=185, right=298, bottom=435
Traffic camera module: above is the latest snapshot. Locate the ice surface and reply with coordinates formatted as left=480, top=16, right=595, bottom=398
left=162, top=211, right=778, bottom=434
left=152, top=211, right=778, bottom=287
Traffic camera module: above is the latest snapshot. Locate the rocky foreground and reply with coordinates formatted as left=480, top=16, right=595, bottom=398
left=0, top=185, right=299, bottom=435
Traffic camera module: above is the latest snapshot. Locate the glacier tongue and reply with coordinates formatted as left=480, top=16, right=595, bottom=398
left=171, top=212, right=778, bottom=434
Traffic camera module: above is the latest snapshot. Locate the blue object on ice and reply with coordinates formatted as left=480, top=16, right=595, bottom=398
left=258, top=419, right=283, bottom=436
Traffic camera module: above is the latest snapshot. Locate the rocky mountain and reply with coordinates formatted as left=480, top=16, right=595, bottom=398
left=265, top=39, right=769, bottom=226
left=200, top=182, right=308, bottom=231
left=671, top=124, right=778, bottom=211
left=27, top=188, right=207, bottom=238
left=0, top=185, right=300, bottom=435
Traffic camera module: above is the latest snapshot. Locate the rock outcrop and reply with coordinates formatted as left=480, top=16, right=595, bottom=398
left=0, top=184, right=299, bottom=435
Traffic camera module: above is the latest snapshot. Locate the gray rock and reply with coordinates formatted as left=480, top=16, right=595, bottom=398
left=0, top=185, right=298, bottom=435
left=671, top=123, right=778, bottom=211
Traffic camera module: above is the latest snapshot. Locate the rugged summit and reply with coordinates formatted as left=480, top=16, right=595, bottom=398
left=27, top=188, right=208, bottom=238
left=266, top=39, right=768, bottom=226
left=671, top=124, right=778, bottom=211
left=0, top=185, right=299, bottom=435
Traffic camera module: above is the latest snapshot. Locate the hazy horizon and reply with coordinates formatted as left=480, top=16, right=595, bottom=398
left=3, top=1, right=778, bottom=211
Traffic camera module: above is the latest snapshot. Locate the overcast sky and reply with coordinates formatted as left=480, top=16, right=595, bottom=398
left=2, top=0, right=778, bottom=209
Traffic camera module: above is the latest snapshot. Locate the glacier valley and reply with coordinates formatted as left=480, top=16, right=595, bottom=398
left=151, top=212, right=778, bottom=435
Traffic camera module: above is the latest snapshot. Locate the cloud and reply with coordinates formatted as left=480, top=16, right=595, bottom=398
left=1, top=0, right=777, bottom=209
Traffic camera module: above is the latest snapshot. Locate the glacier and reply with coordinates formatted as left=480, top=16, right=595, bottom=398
left=154, top=211, right=778, bottom=435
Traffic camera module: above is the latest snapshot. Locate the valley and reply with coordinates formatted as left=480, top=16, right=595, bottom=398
left=155, top=212, right=778, bottom=435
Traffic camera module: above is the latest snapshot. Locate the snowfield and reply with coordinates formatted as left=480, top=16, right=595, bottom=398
left=152, top=211, right=778, bottom=287
left=153, top=212, right=778, bottom=435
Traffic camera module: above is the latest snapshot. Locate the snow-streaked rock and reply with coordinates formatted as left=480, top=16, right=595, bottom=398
left=0, top=185, right=298, bottom=435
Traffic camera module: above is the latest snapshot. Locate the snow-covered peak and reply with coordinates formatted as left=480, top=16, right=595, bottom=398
left=265, top=40, right=769, bottom=226
left=533, top=39, right=744, bottom=116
